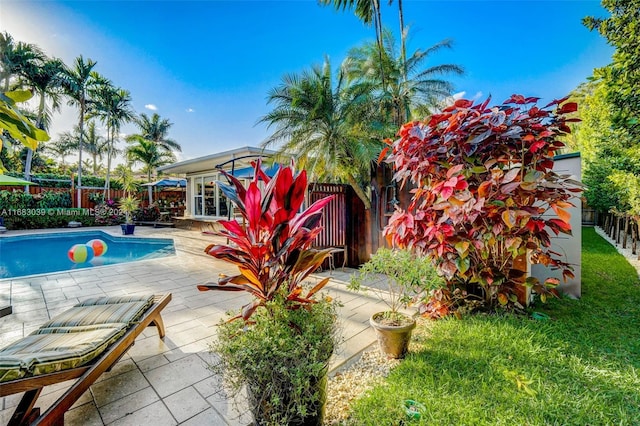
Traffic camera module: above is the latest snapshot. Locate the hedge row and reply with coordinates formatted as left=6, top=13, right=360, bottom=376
left=6, top=172, right=124, bottom=189
left=1, top=209, right=97, bottom=230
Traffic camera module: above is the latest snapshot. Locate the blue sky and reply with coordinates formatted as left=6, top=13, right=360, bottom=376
left=1, top=0, right=613, bottom=163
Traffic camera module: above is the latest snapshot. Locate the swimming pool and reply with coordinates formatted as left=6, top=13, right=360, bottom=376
left=0, top=230, right=175, bottom=279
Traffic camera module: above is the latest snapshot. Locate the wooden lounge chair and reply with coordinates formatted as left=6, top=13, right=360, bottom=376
left=0, top=293, right=171, bottom=426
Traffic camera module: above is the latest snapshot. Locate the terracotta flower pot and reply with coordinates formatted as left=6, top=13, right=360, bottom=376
left=370, top=312, right=416, bottom=359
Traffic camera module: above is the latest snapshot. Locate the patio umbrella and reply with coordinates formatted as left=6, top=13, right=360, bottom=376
left=141, top=178, right=186, bottom=188
left=141, top=179, right=186, bottom=203
left=0, top=175, right=35, bottom=186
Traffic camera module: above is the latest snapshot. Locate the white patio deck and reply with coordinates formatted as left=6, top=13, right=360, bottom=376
left=0, top=226, right=389, bottom=425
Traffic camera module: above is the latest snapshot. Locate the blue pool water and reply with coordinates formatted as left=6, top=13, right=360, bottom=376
left=0, top=231, right=175, bottom=279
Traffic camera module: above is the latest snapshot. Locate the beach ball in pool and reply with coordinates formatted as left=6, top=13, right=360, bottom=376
left=68, top=244, right=94, bottom=263
left=86, top=239, right=108, bottom=257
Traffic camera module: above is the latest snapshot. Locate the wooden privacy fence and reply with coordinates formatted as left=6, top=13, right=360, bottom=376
left=601, top=211, right=640, bottom=258
left=308, top=183, right=349, bottom=269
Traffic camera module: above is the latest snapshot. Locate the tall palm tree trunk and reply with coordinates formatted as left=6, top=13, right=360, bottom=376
left=372, top=0, right=386, bottom=88
left=398, top=0, right=409, bottom=123
left=103, top=125, right=113, bottom=200
left=77, top=101, right=85, bottom=208
left=24, top=93, right=47, bottom=190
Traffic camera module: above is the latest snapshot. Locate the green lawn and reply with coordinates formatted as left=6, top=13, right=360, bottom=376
left=348, top=227, right=640, bottom=425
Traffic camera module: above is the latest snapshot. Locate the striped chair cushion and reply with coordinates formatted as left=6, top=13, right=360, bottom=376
left=0, top=326, right=125, bottom=379
left=0, top=357, right=24, bottom=382
left=0, top=295, right=155, bottom=382
left=39, top=297, right=153, bottom=329
left=75, top=295, right=153, bottom=307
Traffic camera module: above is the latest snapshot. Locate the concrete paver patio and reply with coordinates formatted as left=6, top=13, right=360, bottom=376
left=0, top=226, right=389, bottom=425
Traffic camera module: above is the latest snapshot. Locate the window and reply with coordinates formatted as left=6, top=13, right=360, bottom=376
left=192, top=174, right=232, bottom=217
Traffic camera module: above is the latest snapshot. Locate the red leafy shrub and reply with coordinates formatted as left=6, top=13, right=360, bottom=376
left=197, top=160, right=336, bottom=322
left=384, top=95, right=582, bottom=311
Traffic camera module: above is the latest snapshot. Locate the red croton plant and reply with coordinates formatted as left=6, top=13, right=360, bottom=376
left=383, top=95, right=582, bottom=314
left=197, top=160, right=335, bottom=322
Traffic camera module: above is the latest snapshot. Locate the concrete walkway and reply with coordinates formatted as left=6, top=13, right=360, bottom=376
left=0, top=226, right=389, bottom=425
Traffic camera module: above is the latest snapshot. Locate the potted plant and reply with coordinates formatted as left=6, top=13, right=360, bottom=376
left=119, top=195, right=139, bottom=235
left=350, top=247, right=444, bottom=358
left=197, top=159, right=340, bottom=426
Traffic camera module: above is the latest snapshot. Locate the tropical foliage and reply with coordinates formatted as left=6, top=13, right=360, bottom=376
left=126, top=135, right=176, bottom=181
left=0, top=90, right=50, bottom=171
left=260, top=30, right=463, bottom=209
left=197, top=159, right=336, bottom=321
left=583, top=0, right=640, bottom=137
left=384, top=96, right=582, bottom=311
left=573, top=1, right=640, bottom=226
left=1, top=31, right=180, bottom=203
left=61, top=55, right=97, bottom=205
left=260, top=57, right=380, bottom=209
left=345, top=28, right=464, bottom=126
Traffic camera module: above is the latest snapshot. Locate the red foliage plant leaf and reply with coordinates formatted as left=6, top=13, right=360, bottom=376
left=454, top=99, right=474, bottom=108
left=377, top=147, right=390, bottom=164
left=558, top=102, right=578, bottom=114
left=197, top=160, right=334, bottom=322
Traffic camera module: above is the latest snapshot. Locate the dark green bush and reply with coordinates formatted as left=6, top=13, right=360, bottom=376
left=1, top=209, right=96, bottom=230
left=34, top=191, right=72, bottom=209
left=0, top=190, right=96, bottom=229
left=7, top=172, right=125, bottom=190
left=0, top=190, right=34, bottom=210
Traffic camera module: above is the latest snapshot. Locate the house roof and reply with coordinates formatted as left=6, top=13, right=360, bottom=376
left=157, top=146, right=276, bottom=175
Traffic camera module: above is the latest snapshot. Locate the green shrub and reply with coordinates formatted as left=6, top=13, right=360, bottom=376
left=0, top=190, right=34, bottom=210
left=34, top=191, right=72, bottom=209
left=211, top=292, right=339, bottom=425
left=6, top=172, right=125, bottom=190
left=93, top=200, right=123, bottom=225
left=1, top=208, right=96, bottom=229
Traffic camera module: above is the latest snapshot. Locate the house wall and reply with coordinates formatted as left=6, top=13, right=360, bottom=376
left=530, top=153, right=582, bottom=298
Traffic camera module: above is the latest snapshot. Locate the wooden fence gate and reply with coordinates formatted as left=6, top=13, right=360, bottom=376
left=308, top=183, right=349, bottom=269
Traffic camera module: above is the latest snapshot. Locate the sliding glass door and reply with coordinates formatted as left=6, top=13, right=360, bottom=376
left=191, top=174, right=232, bottom=218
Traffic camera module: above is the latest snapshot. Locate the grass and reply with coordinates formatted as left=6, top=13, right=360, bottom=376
left=347, top=227, right=640, bottom=425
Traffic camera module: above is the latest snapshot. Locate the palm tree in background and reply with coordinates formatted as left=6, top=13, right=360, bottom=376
left=62, top=55, right=97, bottom=207
left=83, top=120, right=109, bottom=175
left=18, top=57, right=65, bottom=185
left=46, top=131, right=78, bottom=169
left=321, top=1, right=412, bottom=117
left=0, top=31, right=44, bottom=91
left=89, top=74, right=134, bottom=197
left=133, top=113, right=181, bottom=153
left=126, top=135, right=176, bottom=182
left=346, top=29, right=464, bottom=126
left=259, top=57, right=381, bottom=209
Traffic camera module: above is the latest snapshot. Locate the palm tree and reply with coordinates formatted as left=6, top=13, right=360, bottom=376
left=18, top=57, right=65, bottom=185
left=88, top=75, right=134, bottom=197
left=133, top=113, right=181, bottom=153
left=0, top=31, right=44, bottom=91
left=46, top=131, right=78, bottom=167
left=125, top=135, right=176, bottom=182
left=62, top=55, right=97, bottom=207
left=82, top=120, right=108, bottom=175
left=346, top=29, right=464, bottom=126
left=259, top=57, right=380, bottom=209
